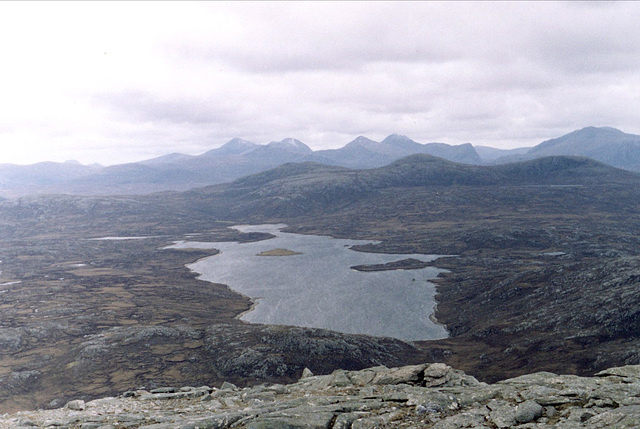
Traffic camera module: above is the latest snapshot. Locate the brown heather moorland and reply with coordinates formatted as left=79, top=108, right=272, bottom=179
left=2, top=155, right=640, bottom=413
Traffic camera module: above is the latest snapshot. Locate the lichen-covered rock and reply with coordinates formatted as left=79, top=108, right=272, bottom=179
left=4, top=363, right=640, bottom=429
left=515, top=399, right=543, bottom=423
left=371, top=363, right=428, bottom=385
left=596, top=364, right=640, bottom=380
left=65, top=399, right=85, bottom=411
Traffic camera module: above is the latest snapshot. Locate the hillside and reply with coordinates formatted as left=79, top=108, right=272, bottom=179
left=474, top=145, right=530, bottom=162
left=2, top=154, right=640, bottom=411
left=186, top=154, right=637, bottom=219
left=495, top=126, right=640, bottom=171
left=4, top=126, right=640, bottom=197
left=0, top=162, right=102, bottom=195
left=0, top=135, right=479, bottom=197
left=310, top=135, right=481, bottom=168
left=529, top=127, right=640, bottom=158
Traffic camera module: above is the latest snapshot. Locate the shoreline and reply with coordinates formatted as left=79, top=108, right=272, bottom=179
left=169, top=224, right=450, bottom=341
left=234, top=296, right=261, bottom=320
left=428, top=300, right=449, bottom=332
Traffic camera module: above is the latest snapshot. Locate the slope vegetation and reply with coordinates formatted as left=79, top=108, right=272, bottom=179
left=2, top=154, right=640, bottom=411
left=495, top=126, right=640, bottom=171
left=187, top=154, right=636, bottom=219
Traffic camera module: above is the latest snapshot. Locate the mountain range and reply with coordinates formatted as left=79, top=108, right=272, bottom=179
left=3, top=146, right=640, bottom=410
left=184, top=154, right=637, bottom=220
left=2, top=126, right=640, bottom=197
left=493, top=126, right=640, bottom=169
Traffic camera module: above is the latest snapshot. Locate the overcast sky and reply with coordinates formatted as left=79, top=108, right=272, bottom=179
left=1, top=1, right=639, bottom=165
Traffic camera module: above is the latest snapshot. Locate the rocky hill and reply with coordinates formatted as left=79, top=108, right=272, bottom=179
left=5, top=361, right=640, bottom=428
left=309, top=135, right=481, bottom=168
left=3, top=154, right=640, bottom=414
left=494, top=127, right=640, bottom=172
left=0, top=136, right=479, bottom=197
left=474, top=145, right=530, bottom=162
left=4, top=126, right=640, bottom=197
left=186, top=154, right=637, bottom=219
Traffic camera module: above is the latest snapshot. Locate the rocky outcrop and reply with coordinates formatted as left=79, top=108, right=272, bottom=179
left=202, top=323, right=431, bottom=383
left=5, top=362, right=640, bottom=428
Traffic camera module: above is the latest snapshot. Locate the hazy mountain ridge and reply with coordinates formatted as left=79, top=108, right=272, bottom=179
left=474, top=145, right=530, bottom=161
left=0, top=161, right=101, bottom=188
left=493, top=126, right=640, bottom=170
left=2, top=126, right=640, bottom=197
left=240, top=154, right=636, bottom=191
left=3, top=150, right=640, bottom=411
left=0, top=135, right=482, bottom=196
left=8, top=153, right=630, bottom=231
left=186, top=154, right=638, bottom=220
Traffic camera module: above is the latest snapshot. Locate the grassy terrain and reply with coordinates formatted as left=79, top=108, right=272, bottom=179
left=2, top=155, right=640, bottom=410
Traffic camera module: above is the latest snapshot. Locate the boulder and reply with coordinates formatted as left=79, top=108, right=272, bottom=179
left=515, top=400, right=543, bottom=423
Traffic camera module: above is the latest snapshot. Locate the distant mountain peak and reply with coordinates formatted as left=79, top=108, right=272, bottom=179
left=267, top=138, right=312, bottom=154
left=512, top=126, right=640, bottom=171
left=133, top=152, right=195, bottom=166
left=531, top=126, right=637, bottom=154
left=227, top=137, right=255, bottom=144
left=204, top=138, right=258, bottom=157
left=222, top=137, right=257, bottom=149
left=347, top=136, right=378, bottom=147
left=382, top=134, right=413, bottom=143
left=579, top=125, right=621, bottom=132
left=381, top=134, right=420, bottom=151
left=280, top=137, right=301, bottom=145
left=568, top=126, right=625, bottom=138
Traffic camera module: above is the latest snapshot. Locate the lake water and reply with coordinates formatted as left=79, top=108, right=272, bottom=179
left=166, top=224, right=448, bottom=341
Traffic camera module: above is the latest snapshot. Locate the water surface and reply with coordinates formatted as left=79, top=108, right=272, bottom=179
left=167, top=224, right=448, bottom=341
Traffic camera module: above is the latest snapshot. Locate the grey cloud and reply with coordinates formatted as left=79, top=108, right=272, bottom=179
left=95, top=91, right=250, bottom=127
left=171, top=3, right=469, bottom=74
left=500, top=4, right=640, bottom=76
left=182, top=2, right=640, bottom=79
left=5, top=1, right=640, bottom=165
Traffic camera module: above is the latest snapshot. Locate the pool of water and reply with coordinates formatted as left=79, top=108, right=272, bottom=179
left=166, top=224, right=448, bottom=341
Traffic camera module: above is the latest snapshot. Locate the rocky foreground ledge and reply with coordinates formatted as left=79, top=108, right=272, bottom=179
left=4, top=363, right=640, bottom=429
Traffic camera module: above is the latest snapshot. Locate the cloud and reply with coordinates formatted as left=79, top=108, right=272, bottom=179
left=172, top=3, right=466, bottom=73
left=1, top=1, right=640, bottom=164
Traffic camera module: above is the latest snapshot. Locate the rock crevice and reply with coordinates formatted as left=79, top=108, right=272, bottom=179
left=6, top=362, right=640, bottom=428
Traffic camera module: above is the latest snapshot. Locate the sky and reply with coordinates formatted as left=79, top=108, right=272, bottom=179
left=1, top=1, right=640, bottom=166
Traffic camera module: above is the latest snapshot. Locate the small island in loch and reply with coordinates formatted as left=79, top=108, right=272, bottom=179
left=257, top=248, right=303, bottom=256
left=351, top=258, right=433, bottom=272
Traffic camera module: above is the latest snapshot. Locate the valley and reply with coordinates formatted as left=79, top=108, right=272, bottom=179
left=1, top=153, right=640, bottom=413
left=166, top=223, right=446, bottom=340
left=3, top=126, right=640, bottom=198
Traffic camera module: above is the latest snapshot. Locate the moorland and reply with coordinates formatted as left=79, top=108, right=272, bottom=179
left=2, top=145, right=640, bottom=413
